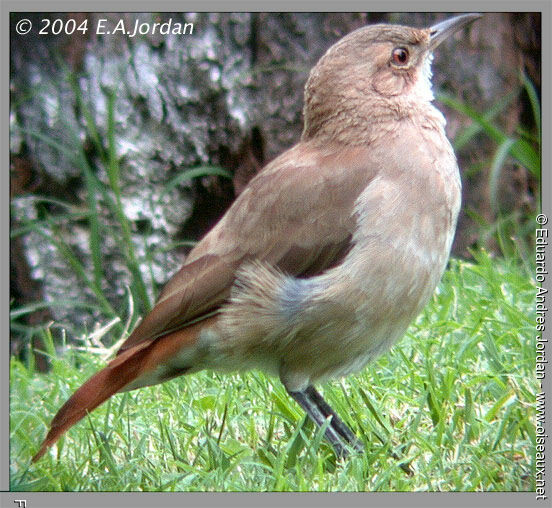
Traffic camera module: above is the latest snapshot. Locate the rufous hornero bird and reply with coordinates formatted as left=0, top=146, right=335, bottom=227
left=33, top=13, right=481, bottom=463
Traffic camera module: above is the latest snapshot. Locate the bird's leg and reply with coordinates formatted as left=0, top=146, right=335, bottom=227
left=304, top=385, right=364, bottom=453
left=287, top=385, right=363, bottom=458
left=306, top=387, right=413, bottom=475
left=287, top=388, right=349, bottom=458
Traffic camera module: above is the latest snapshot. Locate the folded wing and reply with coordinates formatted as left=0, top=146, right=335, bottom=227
left=116, top=141, right=379, bottom=354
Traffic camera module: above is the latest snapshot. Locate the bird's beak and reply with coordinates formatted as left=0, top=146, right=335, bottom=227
left=428, top=13, right=482, bottom=51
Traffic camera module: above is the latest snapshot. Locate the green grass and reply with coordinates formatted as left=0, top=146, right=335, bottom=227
left=10, top=249, right=536, bottom=491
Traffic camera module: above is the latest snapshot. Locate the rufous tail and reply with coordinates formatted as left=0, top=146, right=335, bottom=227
left=31, top=345, right=150, bottom=462
left=32, top=316, right=217, bottom=462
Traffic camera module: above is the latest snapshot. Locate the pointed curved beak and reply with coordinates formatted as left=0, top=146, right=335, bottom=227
left=429, top=13, right=482, bottom=50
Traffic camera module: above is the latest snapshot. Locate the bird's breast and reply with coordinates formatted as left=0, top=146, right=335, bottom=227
left=211, top=126, right=461, bottom=389
left=281, top=142, right=461, bottom=382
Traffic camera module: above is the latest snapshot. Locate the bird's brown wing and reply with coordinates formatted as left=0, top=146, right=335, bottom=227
left=32, top=141, right=379, bottom=462
left=116, top=141, right=378, bottom=354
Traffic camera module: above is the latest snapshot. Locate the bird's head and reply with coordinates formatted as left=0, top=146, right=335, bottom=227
left=302, top=14, right=481, bottom=142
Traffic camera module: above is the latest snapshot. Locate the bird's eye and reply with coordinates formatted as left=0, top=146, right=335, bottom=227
left=391, top=47, right=409, bottom=66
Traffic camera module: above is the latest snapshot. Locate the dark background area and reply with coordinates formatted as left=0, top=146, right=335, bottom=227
left=10, top=12, right=540, bottom=370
